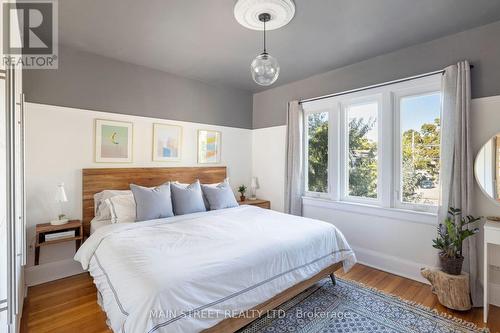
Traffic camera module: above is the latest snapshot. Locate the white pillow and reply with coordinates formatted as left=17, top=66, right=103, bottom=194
left=94, top=190, right=132, bottom=221
left=105, top=193, right=136, bottom=224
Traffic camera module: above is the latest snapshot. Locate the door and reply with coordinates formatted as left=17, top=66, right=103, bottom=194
left=0, top=68, right=8, bottom=333
left=1, top=3, right=26, bottom=330
left=0, top=64, right=25, bottom=333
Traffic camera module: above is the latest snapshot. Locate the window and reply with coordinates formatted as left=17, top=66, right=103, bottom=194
left=345, top=100, right=379, bottom=200
left=306, top=112, right=329, bottom=193
left=303, top=74, right=441, bottom=214
left=398, top=92, right=441, bottom=208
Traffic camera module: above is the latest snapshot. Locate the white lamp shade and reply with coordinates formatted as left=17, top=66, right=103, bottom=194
left=55, top=183, right=68, bottom=203
left=251, top=177, right=260, bottom=189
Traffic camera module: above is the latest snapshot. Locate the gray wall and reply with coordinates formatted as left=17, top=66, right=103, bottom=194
left=23, top=46, right=253, bottom=129
left=253, top=20, right=500, bottom=129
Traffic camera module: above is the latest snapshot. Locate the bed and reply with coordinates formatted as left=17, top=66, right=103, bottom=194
left=75, top=167, right=356, bottom=333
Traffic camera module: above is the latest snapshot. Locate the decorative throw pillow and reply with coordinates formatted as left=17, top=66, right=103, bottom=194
left=170, top=180, right=207, bottom=215
left=105, top=193, right=136, bottom=224
left=200, top=178, right=230, bottom=209
left=94, top=189, right=132, bottom=221
left=130, top=183, right=174, bottom=222
left=201, top=180, right=238, bottom=210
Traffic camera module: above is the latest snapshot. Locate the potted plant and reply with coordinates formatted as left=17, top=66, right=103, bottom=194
left=238, top=185, right=247, bottom=201
left=432, top=207, right=480, bottom=275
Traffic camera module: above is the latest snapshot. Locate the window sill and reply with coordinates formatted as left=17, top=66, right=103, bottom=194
left=302, top=196, right=438, bottom=226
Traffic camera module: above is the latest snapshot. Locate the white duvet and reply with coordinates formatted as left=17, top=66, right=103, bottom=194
left=75, top=205, right=356, bottom=333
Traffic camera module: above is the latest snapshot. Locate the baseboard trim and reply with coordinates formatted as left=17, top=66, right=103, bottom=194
left=351, top=246, right=500, bottom=307
left=352, top=246, right=436, bottom=285
left=25, top=259, right=84, bottom=286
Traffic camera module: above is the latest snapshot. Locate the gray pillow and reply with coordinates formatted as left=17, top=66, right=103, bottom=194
left=130, top=183, right=174, bottom=221
left=200, top=178, right=229, bottom=209
left=170, top=181, right=207, bottom=215
left=201, top=181, right=238, bottom=210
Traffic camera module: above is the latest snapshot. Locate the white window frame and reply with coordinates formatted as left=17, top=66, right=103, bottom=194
left=339, top=93, right=383, bottom=205
left=393, top=80, right=442, bottom=213
left=303, top=107, right=332, bottom=199
left=303, top=74, right=442, bottom=216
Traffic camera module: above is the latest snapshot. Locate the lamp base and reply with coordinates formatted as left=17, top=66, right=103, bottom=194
left=50, top=218, right=69, bottom=226
left=249, top=196, right=257, bottom=201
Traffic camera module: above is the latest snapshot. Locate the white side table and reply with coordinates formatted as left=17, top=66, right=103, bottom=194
left=484, top=220, right=500, bottom=322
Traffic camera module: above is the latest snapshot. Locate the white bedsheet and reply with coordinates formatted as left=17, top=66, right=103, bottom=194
left=90, top=218, right=112, bottom=234
left=75, top=205, right=356, bottom=333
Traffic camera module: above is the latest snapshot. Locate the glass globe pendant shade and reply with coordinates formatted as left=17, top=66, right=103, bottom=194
left=251, top=52, right=280, bottom=86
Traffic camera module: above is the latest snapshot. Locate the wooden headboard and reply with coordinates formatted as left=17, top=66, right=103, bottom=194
left=82, top=166, right=227, bottom=236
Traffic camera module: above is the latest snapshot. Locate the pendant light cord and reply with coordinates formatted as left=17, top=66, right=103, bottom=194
left=263, top=19, right=267, bottom=54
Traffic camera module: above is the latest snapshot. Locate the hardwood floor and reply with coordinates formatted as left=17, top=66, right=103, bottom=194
left=21, top=264, right=500, bottom=333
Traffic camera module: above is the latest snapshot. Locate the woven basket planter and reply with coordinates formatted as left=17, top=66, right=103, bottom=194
left=439, top=253, right=464, bottom=275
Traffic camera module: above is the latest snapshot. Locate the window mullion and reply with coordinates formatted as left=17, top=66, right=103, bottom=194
left=393, top=92, right=402, bottom=208
left=330, top=103, right=341, bottom=201
left=380, top=92, right=393, bottom=208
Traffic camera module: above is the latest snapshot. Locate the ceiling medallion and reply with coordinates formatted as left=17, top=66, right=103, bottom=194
left=234, top=0, right=295, bottom=86
left=234, top=0, right=295, bottom=31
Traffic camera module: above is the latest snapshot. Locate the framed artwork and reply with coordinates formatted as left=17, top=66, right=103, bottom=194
left=197, top=130, right=221, bottom=164
left=95, top=119, right=133, bottom=163
left=152, top=123, right=182, bottom=161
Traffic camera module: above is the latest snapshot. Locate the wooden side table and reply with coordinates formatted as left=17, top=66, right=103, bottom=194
left=484, top=220, right=500, bottom=322
left=35, top=220, right=83, bottom=265
left=238, top=199, right=270, bottom=209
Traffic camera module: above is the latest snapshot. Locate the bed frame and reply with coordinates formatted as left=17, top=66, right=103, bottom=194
left=203, top=263, right=342, bottom=332
left=81, top=166, right=344, bottom=333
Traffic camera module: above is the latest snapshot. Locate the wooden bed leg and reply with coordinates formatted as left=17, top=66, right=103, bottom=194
left=329, top=273, right=336, bottom=286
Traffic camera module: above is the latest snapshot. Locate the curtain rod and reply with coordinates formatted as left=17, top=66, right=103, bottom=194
left=299, top=65, right=474, bottom=105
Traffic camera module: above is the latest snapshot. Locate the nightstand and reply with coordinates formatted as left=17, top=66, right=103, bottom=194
left=238, top=199, right=270, bottom=209
left=484, top=220, right=500, bottom=322
left=35, top=220, right=83, bottom=265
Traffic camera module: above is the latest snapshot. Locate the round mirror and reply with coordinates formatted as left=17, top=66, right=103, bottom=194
left=475, top=134, right=500, bottom=205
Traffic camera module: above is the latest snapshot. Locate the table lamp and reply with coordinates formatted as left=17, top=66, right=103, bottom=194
left=50, top=183, right=69, bottom=225
left=250, top=177, right=259, bottom=200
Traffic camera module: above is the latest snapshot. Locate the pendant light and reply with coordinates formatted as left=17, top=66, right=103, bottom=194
left=234, top=0, right=295, bottom=87
left=250, top=13, right=280, bottom=86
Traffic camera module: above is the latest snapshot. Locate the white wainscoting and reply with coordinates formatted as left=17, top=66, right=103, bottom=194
left=25, top=102, right=253, bottom=285
left=351, top=246, right=434, bottom=284
left=252, top=125, right=287, bottom=212
left=302, top=198, right=440, bottom=281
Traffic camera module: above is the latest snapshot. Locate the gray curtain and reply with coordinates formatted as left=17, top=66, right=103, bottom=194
left=439, top=60, right=482, bottom=306
left=284, top=100, right=304, bottom=216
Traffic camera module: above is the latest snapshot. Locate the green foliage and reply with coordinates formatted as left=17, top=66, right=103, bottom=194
left=348, top=118, right=377, bottom=198
left=401, top=118, right=440, bottom=190
left=238, top=185, right=247, bottom=194
left=401, top=158, right=423, bottom=203
left=307, top=114, right=378, bottom=196
left=307, top=113, right=328, bottom=192
left=307, top=113, right=440, bottom=202
left=432, top=207, right=480, bottom=258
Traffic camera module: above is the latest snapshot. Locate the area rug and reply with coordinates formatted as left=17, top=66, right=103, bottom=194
left=239, top=277, right=488, bottom=333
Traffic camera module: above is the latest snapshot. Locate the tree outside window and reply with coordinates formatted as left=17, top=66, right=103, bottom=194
left=307, top=113, right=328, bottom=193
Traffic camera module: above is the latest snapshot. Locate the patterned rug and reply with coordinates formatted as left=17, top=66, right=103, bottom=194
left=239, top=277, right=488, bottom=333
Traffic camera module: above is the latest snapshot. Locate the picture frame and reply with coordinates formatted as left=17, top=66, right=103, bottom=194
left=197, top=129, right=221, bottom=164
left=95, top=119, right=133, bottom=163
left=152, top=123, right=182, bottom=161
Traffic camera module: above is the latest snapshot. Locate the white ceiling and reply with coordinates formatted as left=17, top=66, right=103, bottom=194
left=58, top=0, right=500, bottom=92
